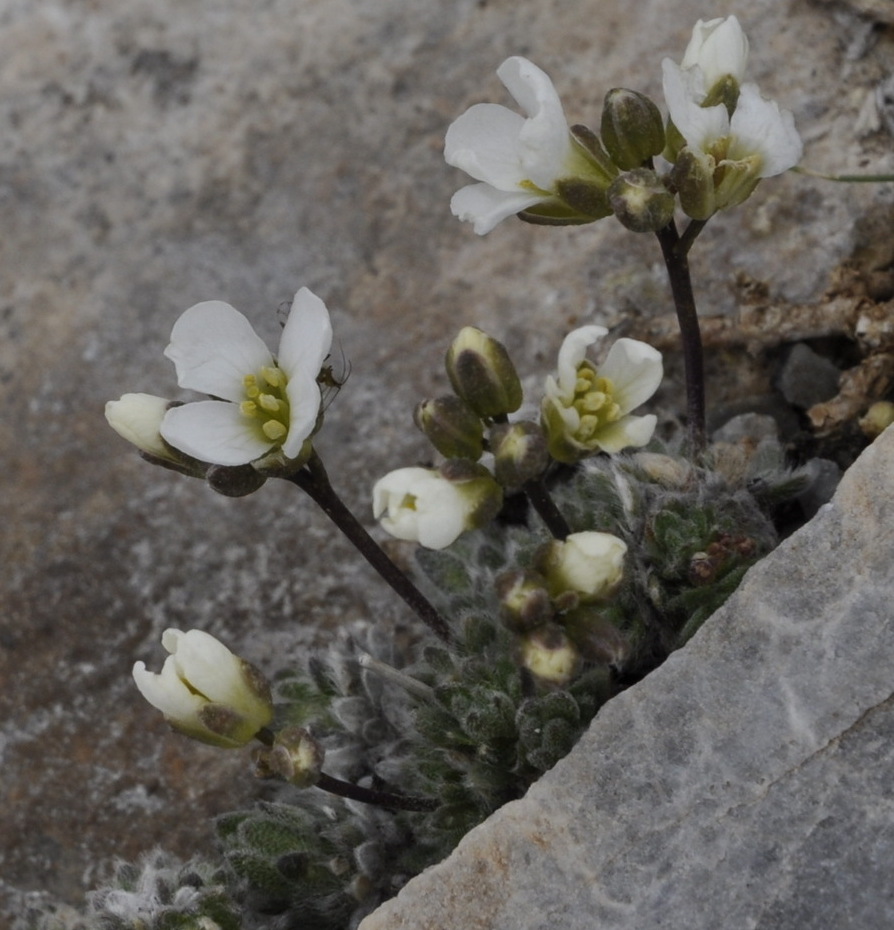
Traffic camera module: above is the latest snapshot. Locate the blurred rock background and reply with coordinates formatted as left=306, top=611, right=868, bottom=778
left=1, top=0, right=891, bottom=919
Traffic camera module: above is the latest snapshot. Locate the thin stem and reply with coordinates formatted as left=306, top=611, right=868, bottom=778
left=655, top=219, right=707, bottom=455
left=315, top=772, right=438, bottom=812
left=522, top=475, right=571, bottom=540
left=288, top=451, right=452, bottom=643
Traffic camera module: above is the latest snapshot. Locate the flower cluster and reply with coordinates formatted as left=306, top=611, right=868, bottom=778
left=445, top=16, right=801, bottom=234
left=372, top=321, right=662, bottom=550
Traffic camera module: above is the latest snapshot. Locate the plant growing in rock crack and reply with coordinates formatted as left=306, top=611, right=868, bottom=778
left=24, top=13, right=893, bottom=930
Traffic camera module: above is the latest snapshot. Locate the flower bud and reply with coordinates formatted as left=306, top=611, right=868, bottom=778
left=253, top=726, right=324, bottom=788
left=105, top=394, right=208, bottom=478
left=414, top=395, right=485, bottom=460
left=858, top=401, right=894, bottom=440
left=133, top=629, right=274, bottom=749
left=445, top=327, right=523, bottom=419
left=372, top=462, right=503, bottom=549
left=608, top=168, right=676, bottom=233
left=539, top=531, right=627, bottom=604
left=205, top=463, right=268, bottom=497
left=519, top=624, right=580, bottom=686
left=600, top=88, right=666, bottom=170
left=496, top=569, right=555, bottom=632
left=563, top=607, right=631, bottom=666
left=490, top=420, right=550, bottom=489
left=670, top=148, right=716, bottom=220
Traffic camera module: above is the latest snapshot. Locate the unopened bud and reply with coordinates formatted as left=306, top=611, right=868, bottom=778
left=445, top=326, right=523, bottom=418
left=496, top=569, right=554, bottom=632
left=563, top=607, right=631, bottom=666
left=539, top=531, right=628, bottom=604
left=519, top=624, right=580, bottom=686
left=608, top=169, right=676, bottom=232
left=105, top=394, right=209, bottom=478
left=601, top=88, right=666, bottom=170
left=490, top=420, right=550, bottom=489
left=254, top=726, right=324, bottom=788
left=859, top=401, right=894, bottom=439
left=414, top=395, right=484, bottom=460
left=671, top=148, right=716, bottom=220
left=206, top=463, right=267, bottom=497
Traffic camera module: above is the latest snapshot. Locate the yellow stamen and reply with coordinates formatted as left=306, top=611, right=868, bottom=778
left=262, top=420, right=287, bottom=441
left=258, top=393, right=281, bottom=413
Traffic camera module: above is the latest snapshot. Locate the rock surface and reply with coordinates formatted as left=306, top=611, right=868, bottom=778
left=1, top=0, right=892, bottom=920
left=362, top=424, right=894, bottom=930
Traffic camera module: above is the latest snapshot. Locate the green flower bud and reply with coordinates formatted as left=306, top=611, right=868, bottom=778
left=205, top=463, right=267, bottom=497
left=253, top=726, right=324, bottom=788
left=670, top=148, right=717, bottom=220
left=495, top=569, right=555, bottom=632
left=601, top=88, right=666, bottom=170
left=608, top=168, right=676, bottom=233
left=414, top=395, right=485, bottom=460
left=445, top=326, right=523, bottom=418
left=562, top=606, right=631, bottom=666
left=490, top=420, right=550, bottom=489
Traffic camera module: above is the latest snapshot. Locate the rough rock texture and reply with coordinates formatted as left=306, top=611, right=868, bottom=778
left=2, top=0, right=892, bottom=919
left=362, top=424, right=894, bottom=930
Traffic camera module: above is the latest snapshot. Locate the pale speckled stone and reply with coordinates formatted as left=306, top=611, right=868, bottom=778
left=361, top=425, right=894, bottom=930
left=1, top=0, right=892, bottom=917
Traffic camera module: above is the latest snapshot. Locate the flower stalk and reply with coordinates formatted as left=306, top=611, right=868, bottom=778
left=654, top=218, right=707, bottom=455
left=289, top=450, right=452, bottom=642
left=521, top=475, right=572, bottom=540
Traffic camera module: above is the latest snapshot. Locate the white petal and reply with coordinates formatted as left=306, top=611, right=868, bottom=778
left=497, top=57, right=572, bottom=187
left=373, top=468, right=468, bottom=549
left=165, top=301, right=273, bottom=401
left=450, top=183, right=545, bottom=235
left=105, top=393, right=170, bottom=457
left=598, top=338, right=663, bottom=414
left=445, top=104, right=528, bottom=188
left=165, top=629, right=244, bottom=706
left=728, top=84, right=802, bottom=177
left=133, top=658, right=203, bottom=720
left=277, top=287, right=333, bottom=378
left=413, top=481, right=469, bottom=549
left=594, top=413, right=657, bottom=453
left=682, top=16, right=749, bottom=87
left=662, top=59, right=727, bottom=151
left=282, top=371, right=322, bottom=459
left=556, top=325, right=607, bottom=395
left=161, top=400, right=270, bottom=465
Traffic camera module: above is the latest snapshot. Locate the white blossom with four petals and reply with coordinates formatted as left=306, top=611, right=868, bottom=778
left=445, top=56, right=588, bottom=235
left=541, top=326, right=663, bottom=462
left=159, top=287, right=333, bottom=468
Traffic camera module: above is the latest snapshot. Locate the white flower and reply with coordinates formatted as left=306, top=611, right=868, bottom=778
left=159, top=287, right=333, bottom=468
left=543, top=531, right=628, bottom=602
left=105, top=393, right=172, bottom=460
left=133, top=629, right=273, bottom=748
left=445, top=57, right=607, bottom=235
left=541, top=325, right=662, bottom=462
left=680, top=16, right=749, bottom=92
left=372, top=466, right=501, bottom=550
left=663, top=60, right=802, bottom=184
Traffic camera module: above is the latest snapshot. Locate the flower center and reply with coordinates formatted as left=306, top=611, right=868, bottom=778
left=570, top=364, right=621, bottom=441
left=239, top=365, right=291, bottom=444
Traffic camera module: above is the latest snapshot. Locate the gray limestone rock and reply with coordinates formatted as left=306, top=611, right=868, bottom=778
left=361, top=425, right=894, bottom=930
left=2, top=0, right=892, bottom=919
